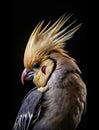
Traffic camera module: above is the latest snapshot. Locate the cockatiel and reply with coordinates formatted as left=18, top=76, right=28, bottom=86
left=13, top=14, right=87, bottom=130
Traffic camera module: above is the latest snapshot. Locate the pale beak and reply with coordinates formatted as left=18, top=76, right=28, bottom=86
left=21, top=68, right=34, bottom=85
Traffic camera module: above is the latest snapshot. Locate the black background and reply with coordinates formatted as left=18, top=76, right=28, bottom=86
left=9, top=0, right=88, bottom=129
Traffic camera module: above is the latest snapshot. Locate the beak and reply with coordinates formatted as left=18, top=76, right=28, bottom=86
left=21, top=68, right=34, bottom=85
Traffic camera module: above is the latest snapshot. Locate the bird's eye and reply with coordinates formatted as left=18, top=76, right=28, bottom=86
left=32, top=62, right=40, bottom=69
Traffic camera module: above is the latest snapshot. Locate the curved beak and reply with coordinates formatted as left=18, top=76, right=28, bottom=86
left=21, top=68, right=34, bottom=85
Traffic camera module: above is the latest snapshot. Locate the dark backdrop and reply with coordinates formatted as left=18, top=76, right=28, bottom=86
left=10, top=0, right=88, bottom=130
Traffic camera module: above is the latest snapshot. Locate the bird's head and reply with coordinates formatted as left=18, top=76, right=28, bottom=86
left=21, top=14, right=81, bottom=91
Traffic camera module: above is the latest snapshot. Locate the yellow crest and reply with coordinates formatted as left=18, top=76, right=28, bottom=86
left=24, top=14, right=81, bottom=69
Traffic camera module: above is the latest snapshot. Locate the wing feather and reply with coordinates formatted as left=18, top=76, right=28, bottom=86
left=12, top=88, right=42, bottom=130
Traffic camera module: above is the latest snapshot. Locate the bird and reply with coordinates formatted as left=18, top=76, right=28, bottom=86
left=13, top=14, right=87, bottom=130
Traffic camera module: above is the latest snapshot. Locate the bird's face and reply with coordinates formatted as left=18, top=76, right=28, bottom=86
left=21, top=15, right=81, bottom=91
left=21, top=58, right=55, bottom=88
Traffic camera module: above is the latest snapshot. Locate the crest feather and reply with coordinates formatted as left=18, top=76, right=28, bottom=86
left=24, top=14, right=82, bottom=69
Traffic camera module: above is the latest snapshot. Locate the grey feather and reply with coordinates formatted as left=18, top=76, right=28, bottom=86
left=12, top=88, right=42, bottom=130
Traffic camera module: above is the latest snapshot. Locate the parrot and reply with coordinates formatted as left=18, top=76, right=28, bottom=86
left=13, top=14, right=87, bottom=130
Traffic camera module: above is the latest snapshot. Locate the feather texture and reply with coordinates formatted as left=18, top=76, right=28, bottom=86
left=13, top=14, right=86, bottom=130
left=24, top=14, right=82, bottom=69
left=12, top=88, right=42, bottom=130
